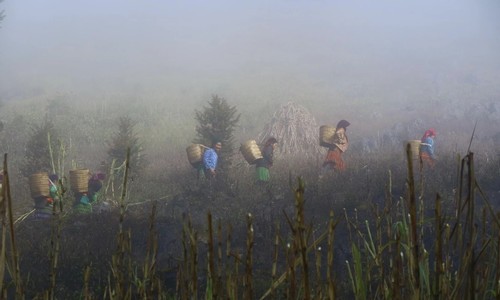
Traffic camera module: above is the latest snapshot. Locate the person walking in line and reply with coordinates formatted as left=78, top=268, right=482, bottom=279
left=256, top=137, right=278, bottom=184
left=33, top=173, right=60, bottom=219
left=73, top=170, right=105, bottom=214
left=88, top=171, right=105, bottom=203
left=203, top=141, right=222, bottom=179
left=323, top=120, right=350, bottom=172
left=420, top=128, right=437, bottom=168
left=193, top=160, right=204, bottom=180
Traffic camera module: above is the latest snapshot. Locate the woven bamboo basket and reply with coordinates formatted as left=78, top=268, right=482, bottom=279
left=69, top=169, right=90, bottom=193
left=405, top=140, right=421, bottom=160
left=186, top=144, right=205, bottom=165
left=240, top=140, right=263, bottom=165
left=319, top=125, right=336, bottom=148
left=29, top=172, right=50, bottom=198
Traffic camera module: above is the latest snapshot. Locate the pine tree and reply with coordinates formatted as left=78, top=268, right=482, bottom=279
left=21, top=120, right=59, bottom=177
left=107, top=116, right=145, bottom=175
left=194, top=95, right=240, bottom=169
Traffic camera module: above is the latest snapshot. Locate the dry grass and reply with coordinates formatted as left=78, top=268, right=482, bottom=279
left=1, top=92, right=500, bottom=298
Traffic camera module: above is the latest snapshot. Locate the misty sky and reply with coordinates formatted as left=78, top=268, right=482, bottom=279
left=1, top=0, right=500, bottom=110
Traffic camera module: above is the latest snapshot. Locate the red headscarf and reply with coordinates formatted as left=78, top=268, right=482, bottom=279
left=422, top=128, right=436, bottom=140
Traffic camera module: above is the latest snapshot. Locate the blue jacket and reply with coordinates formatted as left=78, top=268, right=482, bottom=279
left=420, top=136, right=435, bottom=158
left=203, top=148, right=218, bottom=170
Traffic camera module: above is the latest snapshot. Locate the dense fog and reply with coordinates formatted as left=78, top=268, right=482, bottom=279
left=1, top=0, right=500, bottom=153
left=1, top=1, right=499, bottom=112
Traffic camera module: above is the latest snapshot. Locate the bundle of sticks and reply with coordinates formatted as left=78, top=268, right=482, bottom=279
left=258, top=102, right=322, bottom=157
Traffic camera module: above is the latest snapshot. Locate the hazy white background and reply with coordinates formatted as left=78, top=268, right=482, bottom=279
left=1, top=0, right=499, bottom=133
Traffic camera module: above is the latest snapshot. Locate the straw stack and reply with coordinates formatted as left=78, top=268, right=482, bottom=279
left=29, top=172, right=50, bottom=198
left=240, top=140, right=263, bottom=165
left=405, top=140, right=421, bottom=160
left=319, top=125, right=336, bottom=148
left=69, top=169, right=90, bottom=193
left=186, top=144, right=205, bottom=165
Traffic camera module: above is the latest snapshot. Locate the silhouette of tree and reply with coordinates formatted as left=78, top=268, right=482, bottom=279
left=21, top=120, right=59, bottom=177
left=107, top=116, right=145, bottom=175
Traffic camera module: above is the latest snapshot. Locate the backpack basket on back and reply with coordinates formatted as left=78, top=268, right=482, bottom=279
left=319, top=125, right=336, bottom=148
left=405, top=140, right=421, bottom=160
left=186, top=144, right=205, bottom=166
left=69, top=169, right=89, bottom=193
left=240, top=140, right=263, bottom=165
left=29, top=172, right=50, bottom=198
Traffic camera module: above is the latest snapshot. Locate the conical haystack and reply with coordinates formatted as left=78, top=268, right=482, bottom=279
left=258, top=102, right=322, bottom=157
